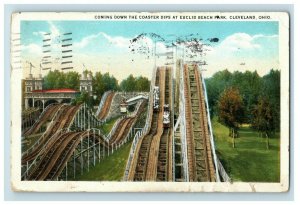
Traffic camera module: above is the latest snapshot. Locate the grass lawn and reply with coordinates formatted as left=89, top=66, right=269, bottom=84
left=75, top=140, right=132, bottom=181
left=98, top=117, right=119, bottom=135
left=212, top=118, right=280, bottom=182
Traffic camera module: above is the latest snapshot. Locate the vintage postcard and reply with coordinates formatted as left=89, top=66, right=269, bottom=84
left=10, top=12, right=289, bottom=192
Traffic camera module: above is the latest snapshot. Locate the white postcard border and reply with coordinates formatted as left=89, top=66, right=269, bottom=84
left=10, top=11, right=290, bottom=192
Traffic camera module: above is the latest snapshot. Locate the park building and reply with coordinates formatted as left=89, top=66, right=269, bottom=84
left=24, top=73, right=43, bottom=93
left=23, top=71, right=93, bottom=110
left=79, top=72, right=93, bottom=96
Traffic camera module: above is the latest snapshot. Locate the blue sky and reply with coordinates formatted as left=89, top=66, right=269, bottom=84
left=21, top=20, right=279, bottom=81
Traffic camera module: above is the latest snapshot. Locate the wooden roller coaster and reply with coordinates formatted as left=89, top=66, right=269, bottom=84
left=156, top=67, right=173, bottom=181
left=127, top=68, right=162, bottom=181
left=22, top=105, right=81, bottom=164
left=98, top=92, right=115, bottom=120
left=27, top=131, right=107, bottom=180
left=183, top=64, right=215, bottom=182
left=21, top=63, right=220, bottom=182
left=127, top=67, right=173, bottom=181
left=24, top=99, right=147, bottom=180
left=109, top=100, right=147, bottom=146
left=23, top=104, right=63, bottom=136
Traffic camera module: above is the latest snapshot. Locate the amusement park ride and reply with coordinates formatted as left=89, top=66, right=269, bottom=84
left=20, top=31, right=230, bottom=183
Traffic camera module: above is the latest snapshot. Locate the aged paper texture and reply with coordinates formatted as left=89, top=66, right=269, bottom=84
left=10, top=12, right=289, bottom=192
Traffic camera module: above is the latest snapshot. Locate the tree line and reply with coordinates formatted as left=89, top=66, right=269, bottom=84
left=43, top=70, right=80, bottom=90
left=42, top=70, right=150, bottom=105
left=205, top=69, right=280, bottom=148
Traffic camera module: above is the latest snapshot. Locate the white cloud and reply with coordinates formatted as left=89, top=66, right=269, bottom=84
left=48, top=21, right=60, bottom=37
left=74, top=32, right=131, bottom=49
left=211, top=33, right=278, bottom=55
left=203, top=33, right=279, bottom=77
left=74, top=33, right=99, bottom=48
left=73, top=32, right=168, bottom=56
left=218, top=33, right=261, bottom=52
left=33, top=31, right=46, bottom=37
left=206, top=32, right=279, bottom=57
left=100, top=32, right=130, bottom=48
left=253, top=34, right=278, bottom=40
left=22, top=43, right=42, bottom=54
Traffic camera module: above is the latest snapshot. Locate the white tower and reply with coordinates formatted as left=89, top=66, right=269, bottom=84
left=80, top=71, right=93, bottom=95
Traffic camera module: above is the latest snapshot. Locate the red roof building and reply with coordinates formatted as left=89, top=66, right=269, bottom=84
left=32, top=88, right=79, bottom=93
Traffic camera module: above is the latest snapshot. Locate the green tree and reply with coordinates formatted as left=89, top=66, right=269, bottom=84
left=43, top=70, right=80, bottom=90
left=72, top=91, right=93, bottom=107
left=120, top=74, right=136, bottom=92
left=65, top=71, right=80, bottom=90
left=56, top=72, right=66, bottom=88
left=218, top=87, right=244, bottom=148
left=93, top=72, right=119, bottom=96
left=120, top=75, right=150, bottom=92
left=43, top=70, right=63, bottom=89
left=206, top=69, right=233, bottom=116
left=102, top=72, right=118, bottom=91
left=262, top=69, right=280, bottom=131
left=135, top=76, right=150, bottom=91
left=231, top=70, right=262, bottom=122
left=93, top=72, right=105, bottom=98
left=252, top=97, right=274, bottom=149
